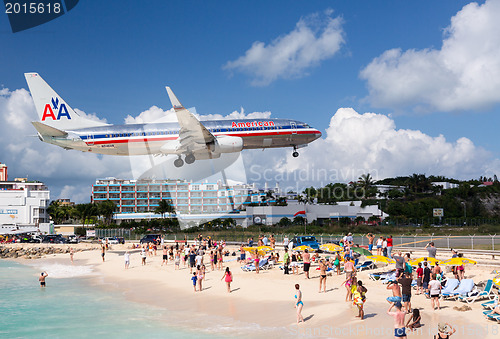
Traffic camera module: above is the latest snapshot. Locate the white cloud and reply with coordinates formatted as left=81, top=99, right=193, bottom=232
left=74, top=108, right=108, bottom=124
left=360, top=0, right=500, bottom=112
left=224, top=9, right=345, bottom=86
left=245, top=108, right=500, bottom=191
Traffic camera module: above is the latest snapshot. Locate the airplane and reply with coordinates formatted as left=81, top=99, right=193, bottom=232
left=25, top=73, right=322, bottom=167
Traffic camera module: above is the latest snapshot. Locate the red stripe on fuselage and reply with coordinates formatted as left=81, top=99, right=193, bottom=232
left=88, top=130, right=320, bottom=146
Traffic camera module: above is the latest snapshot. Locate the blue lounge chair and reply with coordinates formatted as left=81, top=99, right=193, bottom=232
left=483, top=310, right=500, bottom=323
left=369, top=270, right=396, bottom=281
left=459, top=279, right=495, bottom=304
left=241, top=258, right=270, bottom=272
left=356, top=261, right=375, bottom=271
left=443, top=279, right=474, bottom=300
left=481, top=297, right=499, bottom=310
left=440, top=279, right=460, bottom=299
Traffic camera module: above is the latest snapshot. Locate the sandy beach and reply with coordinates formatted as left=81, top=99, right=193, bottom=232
left=12, top=243, right=500, bottom=338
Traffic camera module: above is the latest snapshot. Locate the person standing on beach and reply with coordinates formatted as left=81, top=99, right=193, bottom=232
left=294, top=284, right=304, bottom=324
left=416, top=263, right=424, bottom=295
left=161, top=246, right=168, bottom=266
left=270, top=235, right=276, bottom=249
left=101, top=244, right=106, bottom=262
left=221, top=267, right=233, bottom=293
left=386, top=281, right=402, bottom=304
left=387, top=235, right=393, bottom=259
left=366, top=233, right=374, bottom=253
left=141, top=248, right=146, bottom=265
left=253, top=251, right=260, bottom=274
left=174, top=250, right=180, bottom=270
left=387, top=302, right=407, bottom=338
left=39, top=271, right=48, bottom=287
left=376, top=236, right=383, bottom=255
left=422, top=262, right=431, bottom=294
left=354, top=280, right=367, bottom=319
left=302, top=249, right=311, bottom=279
left=398, top=272, right=412, bottom=313
left=69, top=247, right=74, bottom=264
left=189, top=250, right=196, bottom=274
left=191, top=272, right=198, bottom=292
left=394, top=251, right=405, bottom=278
left=425, top=242, right=437, bottom=258
left=283, top=248, right=290, bottom=275
left=283, top=236, right=289, bottom=250
left=428, top=273, right=442, bottom=310
left=318, top=259, right=327, bottom=293
left=382, top=237, right=388, bottom=257
left=124, top=251, right=130, bottom=269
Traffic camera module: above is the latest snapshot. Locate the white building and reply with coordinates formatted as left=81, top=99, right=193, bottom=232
left=0, top=179, right=50, bottom=227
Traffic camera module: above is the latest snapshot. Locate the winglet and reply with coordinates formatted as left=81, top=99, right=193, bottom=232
left=165, top=87, right=185, bottom=111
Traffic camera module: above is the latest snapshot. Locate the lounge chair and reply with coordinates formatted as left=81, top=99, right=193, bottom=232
left=481, top=297, right=499, bottom=310
left=483, top=310, right=500, bottom=323
left=241, top=258, right=270, bottom=272
left=369, top=270, right=396, bottom=281
left=440, top=279, right=460, bottom=299
left=459, top=280, right=496, bottom=304
left=443, top=279, right=474, bottom=300
left=356, top=261, right=375, bottom=271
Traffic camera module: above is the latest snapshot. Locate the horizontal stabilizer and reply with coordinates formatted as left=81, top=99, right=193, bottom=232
left=32, top=121, right=68, bottom=137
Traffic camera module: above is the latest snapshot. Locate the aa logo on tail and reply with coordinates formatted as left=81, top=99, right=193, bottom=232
left=42, top=97, right=71, bottom=121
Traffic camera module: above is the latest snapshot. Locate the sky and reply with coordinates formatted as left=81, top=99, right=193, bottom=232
left=2, top=0, right=500, bottom=202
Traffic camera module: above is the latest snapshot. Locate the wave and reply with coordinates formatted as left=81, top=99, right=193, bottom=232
left=28, top=263, right=95, bottom=279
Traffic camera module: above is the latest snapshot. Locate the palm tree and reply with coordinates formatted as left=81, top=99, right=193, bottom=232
left=97, top=200, right=116, bottom=226
left=358, top=173, right=374, bottom=191
left=155, top=199, right=175, bottom=219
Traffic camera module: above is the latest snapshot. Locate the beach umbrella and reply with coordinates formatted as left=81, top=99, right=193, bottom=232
left=320, top=243, right=343, bottom=252
left=441, top=258, right=477, bottom=266
left=351, top=247, right=372, bottom=256
left=293, top=245, right=314, bottom=252
left=257, top=245, right=273, bottom=252
left=493, top=276, right=500, bottom=287
left=366, top=255, right=396, bottom=264
left=242, top=247, right=267, bottom=256
left=409, top=257, right=442, bottom=266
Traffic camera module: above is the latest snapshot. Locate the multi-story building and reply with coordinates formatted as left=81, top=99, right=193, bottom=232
left=0, top=168, right=50, bottom=226
left=92, top=178, right=265, bottom=215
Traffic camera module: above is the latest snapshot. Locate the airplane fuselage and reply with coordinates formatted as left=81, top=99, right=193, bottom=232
left=46, top=118, right=322, bottom=156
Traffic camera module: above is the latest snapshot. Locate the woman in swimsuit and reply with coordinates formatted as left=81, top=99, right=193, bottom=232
left=434, top=322, right=456, bottom=338
left=162, top=246, right=168, bottom=266
left=221, top=267, right=233, bottom=293
left=254, top=252, right=260, bottom=274
left=319, top=259, right=327, bottom=293
left=333, top=253, right=341, bottom=275
left=197, top=265, right=204, bottom=291
left=294, top=284, right=304, bottom=323
left=218, top=248, right=223, bottom=270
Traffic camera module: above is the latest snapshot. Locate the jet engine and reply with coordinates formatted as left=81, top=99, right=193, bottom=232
left=209, top=135, right=243, bottom=154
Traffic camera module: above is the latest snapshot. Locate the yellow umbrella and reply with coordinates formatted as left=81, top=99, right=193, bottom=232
left=441, top=257, right=477, bottom=266
left=409, top=257, right=442, bottom=266
left=493, top=276, right=500, bottom=287
left=366, top=255, right=395, bottom=264
left=293, top=245, right=314, bottom=252
left=257, top=245, right=273, bottom=252
left=320, top=243, right=343, bottom=252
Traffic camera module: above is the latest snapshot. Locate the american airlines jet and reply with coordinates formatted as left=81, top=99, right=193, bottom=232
left=25, top=73, right=322, bottom=167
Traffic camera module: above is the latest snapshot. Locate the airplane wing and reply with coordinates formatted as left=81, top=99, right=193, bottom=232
left=165, top=87, right=215, bottom=153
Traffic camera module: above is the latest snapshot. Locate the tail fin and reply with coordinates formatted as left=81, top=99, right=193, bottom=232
left=24, top=73, right=108, bottom=130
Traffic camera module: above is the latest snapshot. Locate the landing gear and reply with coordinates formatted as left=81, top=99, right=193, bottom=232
left=174, top=156, right=184, bottom=168
left=292, top=146, right=299, bottom=158
left=185, top=153, right=195, bottom=164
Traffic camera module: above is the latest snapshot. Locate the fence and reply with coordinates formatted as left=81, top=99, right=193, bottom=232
left=94, top=229, right=500, bottom=250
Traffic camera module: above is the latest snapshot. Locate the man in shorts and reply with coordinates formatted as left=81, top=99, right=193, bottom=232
left=39, top=271, right=48, bottom=287
left=386, top=280, right=402, bottom=304
left=189, top=250, right=196, bottom=274
left=387, top=301, right=407, bottom=338
left=302, top=249, right=311, bottom=279
left=398, top=272, right=412, bottom=313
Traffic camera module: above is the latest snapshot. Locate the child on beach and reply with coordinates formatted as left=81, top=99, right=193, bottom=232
left=141, top=248, right=146, bottom=265
left=221, top=267, right=233, bottom=293
left=353, top=280, right=367, bottom=319
left=174, top=250, right=180, bottom=270
left=406, top=309, right=421, bottom=330
left=341, top=275, right=356, bottom=302
left=124, top=251, right=130, bottom=269
left=197, top=265, right=204, bottom=291
left=294, top=284, right=304, bottom=324
left=191, top=273, right=198, bottom=292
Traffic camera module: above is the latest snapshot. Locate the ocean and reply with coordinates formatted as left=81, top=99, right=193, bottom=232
left=0, top=260, right=226, bottom=339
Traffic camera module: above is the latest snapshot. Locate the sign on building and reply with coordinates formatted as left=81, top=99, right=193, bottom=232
left=86, top=229, right=96, bottom=237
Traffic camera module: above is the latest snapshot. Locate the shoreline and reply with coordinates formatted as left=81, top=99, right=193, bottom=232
left=13, top=244, right=500, bottom=338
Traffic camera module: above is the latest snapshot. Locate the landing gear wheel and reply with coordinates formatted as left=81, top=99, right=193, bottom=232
left=174, top=157, right=184, bottom=168
left=185, top=154, right=195, bottom=164
left=292, top=151, right=299, bottom=158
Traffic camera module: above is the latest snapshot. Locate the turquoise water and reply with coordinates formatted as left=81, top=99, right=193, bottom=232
left=0, top=260, right=223, bottom=339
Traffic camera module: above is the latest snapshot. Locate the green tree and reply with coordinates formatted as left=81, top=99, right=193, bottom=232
left=155, top=199, right=175, bottom=219
left=97, top=200, right=116, bottom=226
